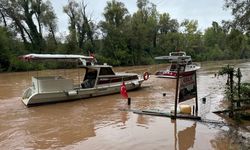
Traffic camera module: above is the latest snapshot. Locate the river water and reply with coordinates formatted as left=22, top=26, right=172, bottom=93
left=0, top=60, right=249, bottom=150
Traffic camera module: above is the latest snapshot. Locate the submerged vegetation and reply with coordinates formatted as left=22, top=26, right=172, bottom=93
left=218, top=65, right=250, bottom=121
left=0, top=0, right=250, bottom=72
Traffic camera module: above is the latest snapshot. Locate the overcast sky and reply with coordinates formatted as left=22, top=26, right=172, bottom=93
left=51, top=0, right=233, bottom=34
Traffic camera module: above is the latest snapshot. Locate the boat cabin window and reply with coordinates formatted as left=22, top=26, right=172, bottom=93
left=99, top=67, right=115, bottom=75
left=170, top=64, right=185, bottom=72
left=170, top=64, right=177, bottom=71
left=170, top=52, right=186, bottom=56
left=81, top=68, right=97, bottom=88
left=187, top=60, right=192, bottom=65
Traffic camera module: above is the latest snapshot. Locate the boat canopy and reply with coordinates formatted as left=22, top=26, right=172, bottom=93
left=155, top=55, right=191, bottom=62
left=19, top=54, right=95, bottom=66
left=155, top=51, right=192, bottom=63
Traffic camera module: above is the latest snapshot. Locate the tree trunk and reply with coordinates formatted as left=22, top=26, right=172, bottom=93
left=229, top=72, right=234, bottom=118
left=237, top=68, right=241, bottom=107
left=77, top=22, right=85, bottom=50
left=22, top=0, right=44, bottom=53
left=0, top=10, right=7, bottom=27
left=49, top=25, right=57, bottom=45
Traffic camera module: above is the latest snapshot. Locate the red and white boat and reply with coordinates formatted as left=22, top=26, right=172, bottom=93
left=155, top=51, right=200, bottom=78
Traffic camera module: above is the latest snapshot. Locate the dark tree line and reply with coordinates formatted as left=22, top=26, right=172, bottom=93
left=0, top=0, right=250, bottom=71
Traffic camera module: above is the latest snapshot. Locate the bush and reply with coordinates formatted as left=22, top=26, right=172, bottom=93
left=8, top=56, right=44, bottom=72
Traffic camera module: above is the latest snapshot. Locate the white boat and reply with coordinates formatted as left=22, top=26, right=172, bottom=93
left=20, top=54, right=149, bottom=106
left=155, top=51, right=200, bottom=78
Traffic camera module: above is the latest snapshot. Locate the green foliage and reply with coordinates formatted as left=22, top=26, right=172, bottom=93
left=0, top=27, right=11, bottom=71
left=99, top=0, right=132, bottom=66
left=241, top=83, right=250, bottom=98
left=204, top=22, right=226, bottom=49
left=63, top=0, right=96, bottom=54
left=8, top=56, right=44, bottom=72
left=218, top=65, right=250, bottom=120
left=225, top=0, right=250, bottom=33
left=203, top=45, right=224, bottom=60
left=0, top=0, right=58, bottom=52
left=218, top=64, right=235, bottom=76
left=159, top=13, right=179, bottom=34
left=1, top=0, right=250, bottom=72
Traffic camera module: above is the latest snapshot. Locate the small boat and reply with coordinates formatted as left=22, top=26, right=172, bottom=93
left=20, top=54, right=149, bottom=106
left=155, top=51, right=200, bottom=78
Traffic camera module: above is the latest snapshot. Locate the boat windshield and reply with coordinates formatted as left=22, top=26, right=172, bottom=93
left=170, top=64, right=185, bottom=72
left=187, top=60, right=192, bottom=65
left=99, top=67, right=115, bottom=75
left=170, top=64, right=177, bottom=71
left=170, top=52, right=186, bottom=56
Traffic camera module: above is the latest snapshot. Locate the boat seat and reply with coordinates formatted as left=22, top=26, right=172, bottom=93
left=81, top=79, right=95, bottom=88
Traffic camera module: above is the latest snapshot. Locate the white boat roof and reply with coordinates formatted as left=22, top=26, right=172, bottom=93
left=19, top=53, right=95, bottom=65
left=155, top=55, right=191, bottom=61
left=155, top=51, right=191, bottom=62
left=20, top=54, right=93, bottom=61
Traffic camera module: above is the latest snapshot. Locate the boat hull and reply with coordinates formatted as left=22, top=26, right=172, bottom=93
left=155, top=75, right=177, bottom=79
left=22, top=80, right=143, bottom=106
left=155, top=69, right=199, bottom=79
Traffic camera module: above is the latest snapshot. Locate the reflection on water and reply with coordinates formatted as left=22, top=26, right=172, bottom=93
left=120, top=111, right=128, bottom=126
left=210, top=127, right=246, bottom=150
left=0, top=60, right=249, bottom=149
left=172, top=120, right=196, bottom=150
left=136, top=114, right=149, bottom=126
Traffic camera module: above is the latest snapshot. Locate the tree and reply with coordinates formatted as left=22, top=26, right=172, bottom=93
left=0, top=7, right=7, bottom=27
left=63, top=0, right=79, bottom=53
left=0, top=27, right=13, bottom=71
left=129, top=0, right=158, bottom=65
left=99, top=0, right=131, bottom=65
left=225, top=0, right=250, bottom=33
left=203, top=21, right=227, bottom=60
left=180, top=19, right=202, bottom=59
left=224, top=0, right=250, bottom=59
left=159, top=13, right=179, bottom=34
left=41, top=1, right=58, bottom=46
left=156, top=13, right=180, bottom=56
left=204, top=22, right=226, bottom=48
left=103, top=0, right=128, bottom=27
left=0, top=0, right=58, bottom=52
left=226, top=29, right=248, bottom=59
left=64, top=0, right=95, bottom=54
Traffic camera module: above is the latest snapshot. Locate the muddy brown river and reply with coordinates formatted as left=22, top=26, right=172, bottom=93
left=0, top=60, right=250, bottom=149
